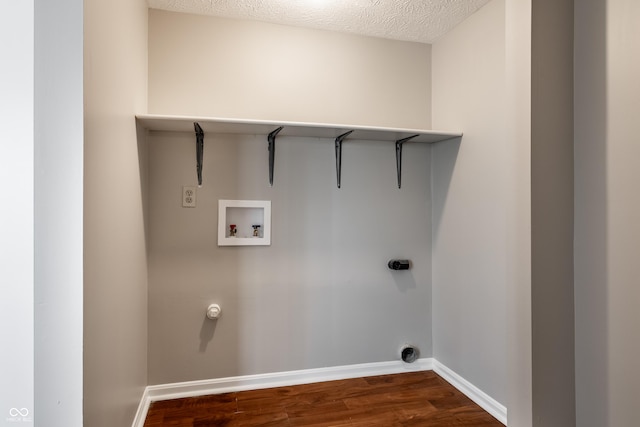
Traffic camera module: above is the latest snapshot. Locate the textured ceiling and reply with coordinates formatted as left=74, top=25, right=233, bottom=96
left=147, top=0, right=491, bottom=44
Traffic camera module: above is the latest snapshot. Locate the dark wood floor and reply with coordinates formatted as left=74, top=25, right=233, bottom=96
left=144, top=370, right=503, bottom=426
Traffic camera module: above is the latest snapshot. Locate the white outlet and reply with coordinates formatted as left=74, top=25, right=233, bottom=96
left=182, top=186, right=196, bottom=208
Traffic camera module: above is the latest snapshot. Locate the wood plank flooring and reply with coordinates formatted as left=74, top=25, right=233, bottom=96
left=144, top=371, right=503, bottom=426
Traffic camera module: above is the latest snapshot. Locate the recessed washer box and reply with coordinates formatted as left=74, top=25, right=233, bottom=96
left=218, top=200, right=271, bottom=246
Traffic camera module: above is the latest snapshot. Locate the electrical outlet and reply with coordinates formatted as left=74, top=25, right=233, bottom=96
left=182, top=186, right=196, bottom=208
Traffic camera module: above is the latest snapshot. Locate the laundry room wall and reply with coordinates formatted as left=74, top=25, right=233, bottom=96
left=148, top=9, right=431, bottom=130
left=146, top=10, right=434, bottom=384
left=431, top=0, right=511, bottom=408
left=84, top=0, right=149, bottom=425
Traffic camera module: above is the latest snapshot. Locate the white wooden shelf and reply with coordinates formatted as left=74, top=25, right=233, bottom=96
left=136, top=114, right=462, bottom=144
left=136, top=114, right=462, bottom=188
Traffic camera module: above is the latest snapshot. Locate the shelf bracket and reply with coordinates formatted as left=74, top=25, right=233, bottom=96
left=194, top=122, right=204, bottom=186
left=268, top=126, right=283, bottom=187
left=335, top=131, right=353, bottom=189
left=395, top=134, right=419, bottom=188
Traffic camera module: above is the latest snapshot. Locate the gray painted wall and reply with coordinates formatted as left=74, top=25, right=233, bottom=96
left=431, top=0, right=509, bottom=406
left=34, top=0, right=84, bottom=425
left=83, top=0, right=149, bottom=425
left=1, top=2, right=35, bottom=424
left=147, top=132, right=433, bottom=384
left=575, top=0, right=640, bottom=425
left=504, top=0, right=534, bottom=424
left=1, top=2, right=84, bottom=425
left=531, top=0, right=575, bottom=426
left=148, top=9, right=432, bottom=130
left=146, top=10, right=434, bottom=385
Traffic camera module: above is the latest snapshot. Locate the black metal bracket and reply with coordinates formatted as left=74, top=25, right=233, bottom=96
left=335, top=131, right=353, bottom=189
left=268, top=127, right=283, bottom=187
left=395, top=134, right=419, bottom=188
left=194, top=122, right=204, bottom=186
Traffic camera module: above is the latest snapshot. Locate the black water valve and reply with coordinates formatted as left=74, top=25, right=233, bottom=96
left=388, top=259, right=410, bottom=270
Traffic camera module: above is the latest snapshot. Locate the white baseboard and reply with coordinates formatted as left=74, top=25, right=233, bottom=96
left=145, top=358, right=433, bottom=403
left=432, top=359, right=507, bottom=425
left=130, top=387, right=151, bottom=427
left=132, top=358, right=506, bottom=427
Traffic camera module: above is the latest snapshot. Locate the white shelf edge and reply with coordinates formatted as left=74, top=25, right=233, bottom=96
left=136, top=114, right=462, bottom=144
